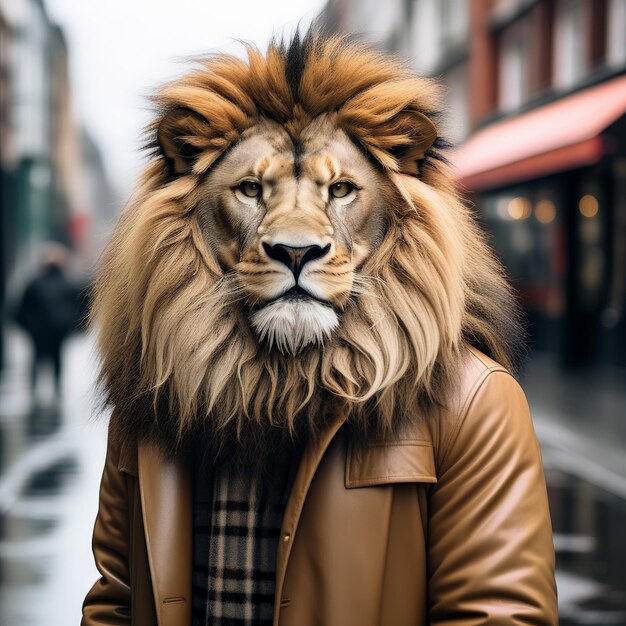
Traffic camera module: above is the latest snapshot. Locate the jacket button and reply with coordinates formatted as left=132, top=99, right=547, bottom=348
left=283, top=533, right=291, bottom=542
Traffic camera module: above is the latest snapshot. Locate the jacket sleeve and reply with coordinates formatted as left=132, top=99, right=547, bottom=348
left=81, top=436, right=132, bottom=625
left=427, top=369, right=558, bottom=624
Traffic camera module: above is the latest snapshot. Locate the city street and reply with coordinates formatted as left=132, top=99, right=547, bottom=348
left=0, top=327, right=108, bottom=625
left=0, top=325, right=625, bottom=625
left=522, top=357, right=626, bottom=624
left=1, top=0, right=625, bottom=624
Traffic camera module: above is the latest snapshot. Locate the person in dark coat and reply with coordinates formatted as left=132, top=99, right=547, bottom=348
left=14, top=243, right=84, bottom=404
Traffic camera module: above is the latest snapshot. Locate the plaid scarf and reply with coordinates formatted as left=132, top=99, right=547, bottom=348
left=192, top=449, right=299, bottom=626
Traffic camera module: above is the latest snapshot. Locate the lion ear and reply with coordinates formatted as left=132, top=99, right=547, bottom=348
left=157, top=107, right=209, bottom=175
left=391, top=110, right=438, bottom=176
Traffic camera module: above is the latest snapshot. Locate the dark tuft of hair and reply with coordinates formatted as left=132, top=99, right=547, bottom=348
left=426, top=136, right=452, bottom=164
left=279, top=26, right=317, bottom=100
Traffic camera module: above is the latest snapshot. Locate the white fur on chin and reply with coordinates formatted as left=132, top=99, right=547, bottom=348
left=250, top=298, right=339, bottom=353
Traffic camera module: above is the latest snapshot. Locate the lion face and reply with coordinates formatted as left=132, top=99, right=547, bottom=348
left=196, top=115, right=392, bottom=352
left=93, top=34, right=522, bottom=457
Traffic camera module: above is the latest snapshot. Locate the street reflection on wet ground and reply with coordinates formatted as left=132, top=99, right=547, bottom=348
left=0, top=329, right=624, bottom=625
left=524, top=353, right=626, bottom=625
left=548, top=467, right=626, bottom=625
left=0, top=328, right=107, bottom=626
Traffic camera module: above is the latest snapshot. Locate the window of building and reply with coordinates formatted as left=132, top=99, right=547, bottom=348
left=553, top=0, right=589, bottom=89
left=481, top=182, right=566, bottom=354
left=410, top=0, right=441, bottom=74
left=439, top=0, right=469, bottom=49
left=495, top=2, right=555, bottom=111
left=410, top=0, right=469, bottom=74
left=498, top=21, right=531, bottom=111
left=607, top=0, right=626, bottom=68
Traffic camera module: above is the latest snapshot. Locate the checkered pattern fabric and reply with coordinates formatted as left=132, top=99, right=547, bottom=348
left=192, top=452, right=298, bottom=626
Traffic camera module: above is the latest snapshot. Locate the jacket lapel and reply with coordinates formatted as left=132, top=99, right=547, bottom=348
left=138, top=441, right=192, bottom=626
left=273, top=404, right=350, bottom=625
left=137, top=404, right=349, bottom=626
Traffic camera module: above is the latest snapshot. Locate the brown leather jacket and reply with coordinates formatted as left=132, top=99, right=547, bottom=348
left=81, top=347, right=558, bottom=625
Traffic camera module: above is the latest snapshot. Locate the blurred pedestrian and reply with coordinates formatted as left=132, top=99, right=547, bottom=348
left=13, top=243, right=85, bottom=407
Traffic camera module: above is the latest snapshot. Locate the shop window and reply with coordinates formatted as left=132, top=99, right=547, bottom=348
left=480, top=185, right=566, bottom=353
left=577, top=187, right=605, bottom=313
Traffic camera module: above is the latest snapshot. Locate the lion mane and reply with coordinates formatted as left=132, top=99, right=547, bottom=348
left=90, top=31, right=523, bottom=460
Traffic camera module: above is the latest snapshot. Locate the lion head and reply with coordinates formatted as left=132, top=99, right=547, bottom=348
left=91, top=32, right=523, bottom=460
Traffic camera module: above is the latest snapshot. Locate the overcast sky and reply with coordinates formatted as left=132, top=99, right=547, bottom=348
left=45, top=0, right=327, bottom=197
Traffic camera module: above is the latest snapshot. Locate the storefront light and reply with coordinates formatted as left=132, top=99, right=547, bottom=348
left=496, top=197, right=510, bottom=220
left=579, top=194, right=599, bottom=218
left=507, top=196, right=531, bottom=220
left=535, top=200, right=556, bottom=224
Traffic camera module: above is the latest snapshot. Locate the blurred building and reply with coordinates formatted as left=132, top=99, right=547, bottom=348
left=0, top=0, right=117, bottom=372
left=0, top=0, right=16, bottom=372
left=0, top=0, right=74, bottom=278
left=73, top=127, right=118, bottom=264
left=320, top=0, right=626, bottom=370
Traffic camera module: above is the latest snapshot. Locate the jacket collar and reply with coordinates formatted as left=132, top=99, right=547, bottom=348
left=136, top=404, right=350, bottom=626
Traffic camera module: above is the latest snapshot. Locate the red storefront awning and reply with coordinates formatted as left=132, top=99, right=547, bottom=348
left=451, top=74, right=626, bottom=191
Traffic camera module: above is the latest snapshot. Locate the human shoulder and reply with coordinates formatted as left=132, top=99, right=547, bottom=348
left=437, top=344, right=533, bottom=475
left=453, top=345, right=511, bottom=415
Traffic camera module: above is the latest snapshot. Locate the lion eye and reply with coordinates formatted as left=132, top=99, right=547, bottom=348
left=329, top=181, right=355, bottom=199
left=238, top=180, right=262, bottom=198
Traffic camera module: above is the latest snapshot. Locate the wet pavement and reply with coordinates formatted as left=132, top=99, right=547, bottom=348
left=0, top=327, right=108, bottom=626
left=548, top=468, right=626, bottom=625
left=522, top=355, right=626, bottom=625
left=0, top=328, right=624, bottom=625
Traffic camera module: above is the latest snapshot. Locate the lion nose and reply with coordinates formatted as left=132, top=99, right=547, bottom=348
left=262, top=242, right=331, bottom=279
